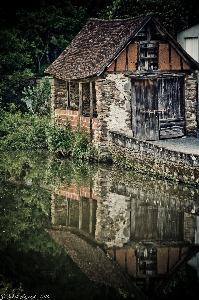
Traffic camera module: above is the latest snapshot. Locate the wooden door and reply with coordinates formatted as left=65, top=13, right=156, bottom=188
left=131, top=78, right=159, bottom=140
left=158, top=77, right=184, bottom=139
left=131, top=77, right=185, bottom=140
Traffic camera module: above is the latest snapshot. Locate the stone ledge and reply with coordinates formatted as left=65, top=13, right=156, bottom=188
left=108, top=131, right=199, bottom=185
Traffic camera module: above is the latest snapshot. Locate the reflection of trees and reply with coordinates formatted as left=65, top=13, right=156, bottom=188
left=0, top=151, right=68, bottom=297
left=1, top=151, right=128, bottom=300
left=0, top=153, right=50, bottom=250
left=0, top=150, right=97, bottom=249
left=1, top=238, right=108, bottom=300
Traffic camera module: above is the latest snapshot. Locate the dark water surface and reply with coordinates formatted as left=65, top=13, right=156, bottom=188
left=0, top=151, right=199, bottom=300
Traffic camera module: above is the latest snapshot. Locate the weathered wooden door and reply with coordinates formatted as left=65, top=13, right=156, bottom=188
left=158, top=77, right=184, bottom=139
left=131, top=77, right=185, bottom=140
left=131, top=78, right=159, bottom=140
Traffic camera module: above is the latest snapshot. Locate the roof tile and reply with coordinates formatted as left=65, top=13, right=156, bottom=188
left=45, top=14, right=199, bottom=80
left=45, top=15, right=148, bottom=80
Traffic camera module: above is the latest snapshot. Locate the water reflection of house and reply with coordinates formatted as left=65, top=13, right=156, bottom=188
left=106, top=242, right=197, bottom=296
left=50, top=171, right=199, bottom=298
left=52, top=181, right=98, bottom=235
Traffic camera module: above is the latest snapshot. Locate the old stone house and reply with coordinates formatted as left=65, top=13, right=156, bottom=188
left=45, top=14, right=199, bottom=159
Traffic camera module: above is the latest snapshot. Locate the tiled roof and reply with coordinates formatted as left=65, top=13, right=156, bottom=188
left=45, top=14, right=199, bottom=80
left=45, top=14, right=150, bottom=80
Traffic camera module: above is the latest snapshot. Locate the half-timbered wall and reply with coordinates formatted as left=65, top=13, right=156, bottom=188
left=50, top=78, right=98, bottom=136
left=104, top=22, right=197, bottom=141
left=107, top=42, right=190, bottom=72
left=108, top=44, right=138, bottom=72
left=107, top=21, right=191, bottom=73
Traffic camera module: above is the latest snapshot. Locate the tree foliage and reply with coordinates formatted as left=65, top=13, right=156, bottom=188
left=99, top=0, right=193, bottom=36
left=1, top=0, right=199, bottom=77
left=0, top=28, right=34, bottom=108
left=0, top=29, right=32, bottom=75
left=16, top=1, right=87, bottom=73
left=21, top=76, right=51, bottom=116
left=0, top=1, right=87, bottom=106
left=0, top=106, right=49, bottom=150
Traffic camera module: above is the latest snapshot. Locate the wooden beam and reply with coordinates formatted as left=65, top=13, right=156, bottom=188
left=90, top=82, right=94, bottom=139
left=66, top=80, right=70, bottom=109
left=79, top=196, right=83, bottom=230
left=90, top=82, right=93, bottom=118
left=147, top=24, right=151, bottom=41
left=79, top=82, right=83, bottom=116
left=71, top=77, right=98, bottom=83
left=89, top=198, right=93, bottom=234
left=126, top=46, right=128, bottom=71
left=66, top=198, right=70, bottom=227
left=169, top=44, right=172, bottom=70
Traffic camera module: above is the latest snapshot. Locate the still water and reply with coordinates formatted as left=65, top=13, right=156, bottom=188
left=0, top=151, right=199, bottom=300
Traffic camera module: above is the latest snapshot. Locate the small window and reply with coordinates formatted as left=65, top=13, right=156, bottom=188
left=138, top=43, right=158, bottom=71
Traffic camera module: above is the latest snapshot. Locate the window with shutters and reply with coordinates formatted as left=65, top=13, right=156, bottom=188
left=138, top=42, right=158, bottom=71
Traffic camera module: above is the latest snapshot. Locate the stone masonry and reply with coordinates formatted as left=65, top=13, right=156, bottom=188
left=94, top=73, right=132, bottom=160
left=108, top=130, right=199, bottom=185
left=184, top=73, right=198, bottom=136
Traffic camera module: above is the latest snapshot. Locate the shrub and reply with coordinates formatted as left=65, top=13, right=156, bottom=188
left=21, top=76, right=51, bottom=116
left=46, top=119, right=74, bottom=156
left=0, top=106, right=48, bottom=150
left=71, top=127, right=95, bottom=161
left=46, top=120, right=96, bottom=161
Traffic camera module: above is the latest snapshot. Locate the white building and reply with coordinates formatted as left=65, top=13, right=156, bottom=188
left=177, top=22, right=199, bottom=131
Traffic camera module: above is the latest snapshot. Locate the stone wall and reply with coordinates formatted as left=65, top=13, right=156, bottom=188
left=94, top=73, right=132, bottom=159
left=50, top=77, right=67, bottom=110
left=184, top=73, right=198, bottom=136
left=108, top=131, right=199, bottom=185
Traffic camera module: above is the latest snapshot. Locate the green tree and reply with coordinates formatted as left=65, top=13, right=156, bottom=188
left=0, top=29, right=32, bottom=76
left=0, top=29, right=33, bottom=108
left=182, top=0, right=199, bottom=24
left=17, top=1, right=87, bottom=73
left=71, top=0, right=113, bottom=18
left=99, top=0, right=189, bottom=36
